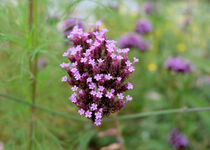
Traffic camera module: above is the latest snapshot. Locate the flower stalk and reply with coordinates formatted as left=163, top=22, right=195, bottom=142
left=114, top=113, right=125, bottom=150
left=28, top=0, right=38, bottom=149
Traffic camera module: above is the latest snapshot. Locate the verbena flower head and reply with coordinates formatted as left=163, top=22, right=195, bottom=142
left=164, top=56, right=194, bottom=74
left=61, top=21, right=138, bottom=126
left=169, top=128, right=188, bottom=149
left=119, top=33, right=150, bottom=52
left=136, top=19, right=152, bottom=34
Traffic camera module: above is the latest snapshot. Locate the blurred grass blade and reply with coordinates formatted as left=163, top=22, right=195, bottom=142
left=77, top=130, right=95, bottom=150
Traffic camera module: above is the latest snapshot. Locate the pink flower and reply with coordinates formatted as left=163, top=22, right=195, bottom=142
left=60, top=62, right=69, bottom=68
left=86, top=39, right=92, bottom=44
left=90, top=90, right=97, bottom=96
left=105, top=74, right=112, bottom=80
left=117, top=77, right=122, bottom=81
left=96, top=92, right=103, bottom=98
left=86, top=77, right=92, bottom=83
left=84, top=50, right=91, bottom=57
left=117, top=93, right=124, bottom=100
left=78, top=109, right=85, bottom=115
left=72, top=62, right=78, bottom=67
left=98, top=86, right=104, bottom=92
left=61, top=76, right=67, bottom=82
left=94, top=74, right=102, bottom=81
left=63, top=51, right=69, bottom=57
left=111, top=89, right=115, bottom=93
left=69, top=93, right=77, bottom=103
left=98, top=58, right=104, bottom=64
left=89, top=59, right=95, bottom=66
left=127, top=83, right=133, bottom=89
left=89, top=83, right=95, bottom=90
left=128, top=66, right=135, bottom=72
left=133, top=57, right=139, bottom=63
left=106, top=91, right=113, bottom=99
left=81, top=57, right=87, bottom=63
left=94, top=119, right=101, bottom=126
left=74, top=72, right=81, bottom=80
left=126, top=60, right=132, bottom=67
left=95, top=111, right=102, bottom=119
left=91, top=103, right=97, bottom=111
left=126, top=95, right=133, bottom=101
left=71, top=86, right=78, bottom=91
left=85, top=110, right=92, bottom=118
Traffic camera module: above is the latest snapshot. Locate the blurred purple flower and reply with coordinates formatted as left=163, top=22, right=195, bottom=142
left=169, top=128, right=188, bottom=149
left=180, top=17, right=192, bottom=31
left=118, top=33, right=150, bottom=51
left=143, top=1, right=160, bottom=15
left=61, top=22, right=138, bottom=126
left=143, top=1, right=153, bottom=14
left=164, top=56, right=194, bottom=74
left=63, top=18, right=85, bottom=38
left=183, top=17, right=192, bottom=26
left=98, top=128, right=118, bottom=137
left=38, top=58, right=47, bottom=69
left=136, top=19, right=152, bottom=34
left=0, top=142, right=4, bottom=150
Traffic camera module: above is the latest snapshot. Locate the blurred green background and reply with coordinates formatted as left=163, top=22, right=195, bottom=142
left=0, top=0, right=210, bottom=150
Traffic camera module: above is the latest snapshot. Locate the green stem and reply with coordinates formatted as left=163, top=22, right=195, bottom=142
left=0, top=94, right=88, bottom=122
left=1, top=94, right=210, bottom=122
left=28, top=0, right=38, bottom=149
left=104, top=107, right=210, bottom=122
left=114, top=113, right=125, bottom=150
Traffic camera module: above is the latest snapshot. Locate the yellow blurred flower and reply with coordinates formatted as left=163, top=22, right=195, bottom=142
left=155, top=29, right=161, bottom=38
left=148, top=63, right=157, bottom=72
left=192, top=25, right=199, bottom=34
left=130, top=12, right=138, bottom=18
left=177, top=43, right=186, bottom=52
left=201, top=42, right=206, bottom=49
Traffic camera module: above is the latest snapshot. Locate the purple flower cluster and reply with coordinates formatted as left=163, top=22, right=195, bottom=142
left=165, top=56, right=194, bottom=74
left=60, top=21, right=138, bottom=126
left=135, top=19, right=152, bottom=34
left=118, top=33, right=149, bottom=52
left=169, top=128, right=188, bottom=149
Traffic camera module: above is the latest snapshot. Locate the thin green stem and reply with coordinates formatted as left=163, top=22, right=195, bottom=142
left=114, top=113, right=125, bottom=150
left=1, top=94, right=210, bottom=122
left=28, top=0, right=38, bottom=149
left=104, top=107, right=210, bottom=122
left=0, top=94, right=88, bottom=122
